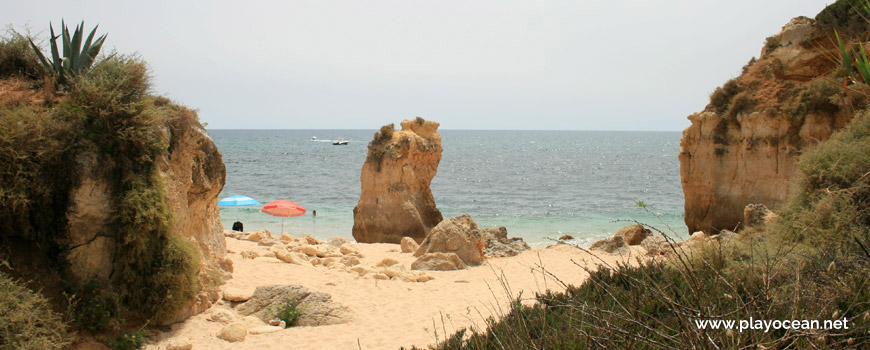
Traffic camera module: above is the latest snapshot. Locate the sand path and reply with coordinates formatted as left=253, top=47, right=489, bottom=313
left=146, top=237, right=643, bottom=350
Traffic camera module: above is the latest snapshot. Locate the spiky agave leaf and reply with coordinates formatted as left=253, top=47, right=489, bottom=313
left=836, top=30, right=853, bottom=79
left=69, top=21, right=84, bottom=70
left=855, top=44, right=870, bottom=85
left=49, top=23, right=62, bottom=77
left=80, top=27, right=107, bottom=72
left=28, top=38, right=52, bottom=72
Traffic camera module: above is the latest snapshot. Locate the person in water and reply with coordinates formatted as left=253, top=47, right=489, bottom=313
left=312, top=210, right=317, bottom=217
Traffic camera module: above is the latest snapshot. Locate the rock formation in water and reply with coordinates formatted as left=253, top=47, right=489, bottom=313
left=680, top=13, right=865, bottom=234
left=352, top=118, right=444, bottom=243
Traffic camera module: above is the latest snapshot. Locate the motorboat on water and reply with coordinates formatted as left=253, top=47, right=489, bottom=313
left=333, top=138, right=348, bottom=145
left=311, top=136, right=317, bottom=141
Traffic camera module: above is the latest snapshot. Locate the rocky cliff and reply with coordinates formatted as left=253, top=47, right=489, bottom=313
left=680, top=11, right=866, bottom=234
left=0, top=60, right=228, bottom=326
left=352, top=118, right=444, bottom=243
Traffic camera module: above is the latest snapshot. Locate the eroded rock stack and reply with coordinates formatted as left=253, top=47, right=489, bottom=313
left=352, top=118, right=444, bottom=243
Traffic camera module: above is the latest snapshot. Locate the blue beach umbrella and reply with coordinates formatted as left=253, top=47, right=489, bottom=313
left=219, top=195, right=261, bottom=223
left=219, top=195, right=261, bottom=207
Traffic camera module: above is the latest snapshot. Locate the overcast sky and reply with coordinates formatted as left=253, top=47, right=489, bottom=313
left=4, top=0, right=833, bottom=130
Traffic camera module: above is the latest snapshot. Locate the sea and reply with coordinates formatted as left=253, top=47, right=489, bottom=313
left=210, top=129, right=688, bottom=247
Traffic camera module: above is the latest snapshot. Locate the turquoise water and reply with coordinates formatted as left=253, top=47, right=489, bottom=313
left=210, top=130, right=688, bottom=246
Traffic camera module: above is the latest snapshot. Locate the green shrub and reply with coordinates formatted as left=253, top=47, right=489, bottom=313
left=709, top=79, right=739, bottom=114
left=782, top=79, right=842, bottom=120
left=70, top=54, right=150, bottom=117
left=376, top=123, right=395, bottom=142
left=0, top=269, right=71, bottom=350
left=114, top=172, right=201, bottom=325
left=71, top=279, right=120, bottom=333
left=271, top=297, right=303, bottom=327
left=723, top=90, right=756, bottom=122
left=763, top=35, right=780, bottom=54
left=0, top=28, right=40, bottom=79
left=0, top=104, right=75, bottom=245
left=366, top=123, right=396, bottom=167
left=816, top=0, right=868, bottom=39
left=106, top=329, right=145, bottom=350
left=776, top=108, right=870, bottom=247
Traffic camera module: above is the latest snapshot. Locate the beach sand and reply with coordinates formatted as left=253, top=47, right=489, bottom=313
left=145, top=237, right=645, bottom=350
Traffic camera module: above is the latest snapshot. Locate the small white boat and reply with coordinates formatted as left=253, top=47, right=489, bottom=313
left=333, top=138, right=348, bottom=145
left=311, top=136, right=317, bottom=141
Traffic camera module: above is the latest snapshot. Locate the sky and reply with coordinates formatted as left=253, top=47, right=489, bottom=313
left=3, top=0, right=834, bottom=130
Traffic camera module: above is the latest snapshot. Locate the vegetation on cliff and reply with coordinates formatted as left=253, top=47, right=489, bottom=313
left=0, top=268, right=71, bottom=350
left=0, top=22, right=207, bottom=344
left=415, top=1, right=870, bottom=348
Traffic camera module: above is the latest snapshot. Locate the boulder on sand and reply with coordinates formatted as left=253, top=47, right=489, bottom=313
left=411, top=252, right=468, bottom=271
left=236, top=285, right=351, bottom=326
left=413, top=214, right=485, bottom=265
left=400, top=237, right=420, bottom=253
left=480, top=226, right=530, bottom=258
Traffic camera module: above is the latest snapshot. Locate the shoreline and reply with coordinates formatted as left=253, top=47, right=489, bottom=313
left=145, top=235, right=647, bottom=350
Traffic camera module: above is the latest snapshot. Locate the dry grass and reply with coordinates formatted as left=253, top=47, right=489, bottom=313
left=0, top=268, right=72, bottom=350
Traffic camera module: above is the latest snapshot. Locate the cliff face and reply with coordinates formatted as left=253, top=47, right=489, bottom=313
left=352, top=118, right=444, bottom=243
left=680, top=16, right=860, bottom=234
left=0, top=72, right=227, bottom=325
left=64, top=114, right=227, bottom=323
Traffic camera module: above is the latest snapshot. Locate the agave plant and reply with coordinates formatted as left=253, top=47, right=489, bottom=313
left=28, top=20, right=107, bottom=86
left=835, top=29, right=870, bottom=86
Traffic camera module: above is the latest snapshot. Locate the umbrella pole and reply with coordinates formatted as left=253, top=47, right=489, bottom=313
left=281, top=218, right=285, bottom=235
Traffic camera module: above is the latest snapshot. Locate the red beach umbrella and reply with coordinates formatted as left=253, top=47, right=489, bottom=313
left=260, top=200, right=307, bottom=233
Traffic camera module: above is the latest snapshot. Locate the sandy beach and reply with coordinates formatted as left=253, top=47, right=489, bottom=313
left=145, top=236, right=645, bottom=350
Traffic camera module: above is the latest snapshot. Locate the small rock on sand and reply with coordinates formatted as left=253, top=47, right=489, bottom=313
left=207, top=310, right=237, bottom=324
left=411, top=252, right=468, bottom=271
left=223, top=288, right=253, bottom=302
left=558, top=234, right=574, bottom=240
left=400, top=237, right=420, bottom=253
left=328, top=236, right=351, bottom=247
left=375, top=258, right=401, bottom=267
left=304, top=236, right=324, bottom=245
left=166, top=339, right=193, bottom=350
left=258, top=238, right=282, bottom=247
left=341, top=256, right=361, bottom=267
left=245, top=230, right=269, bottom=242
left=339, top=243, right=360, bottom=255
left=248, top=325, right=283, bottom=334
left=217, top=322, right=247, bottom=342
left=274, top=250, right=302, bottom=264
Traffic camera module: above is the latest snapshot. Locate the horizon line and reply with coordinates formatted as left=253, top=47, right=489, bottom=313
left=206, top=128, right=684, bottom=132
